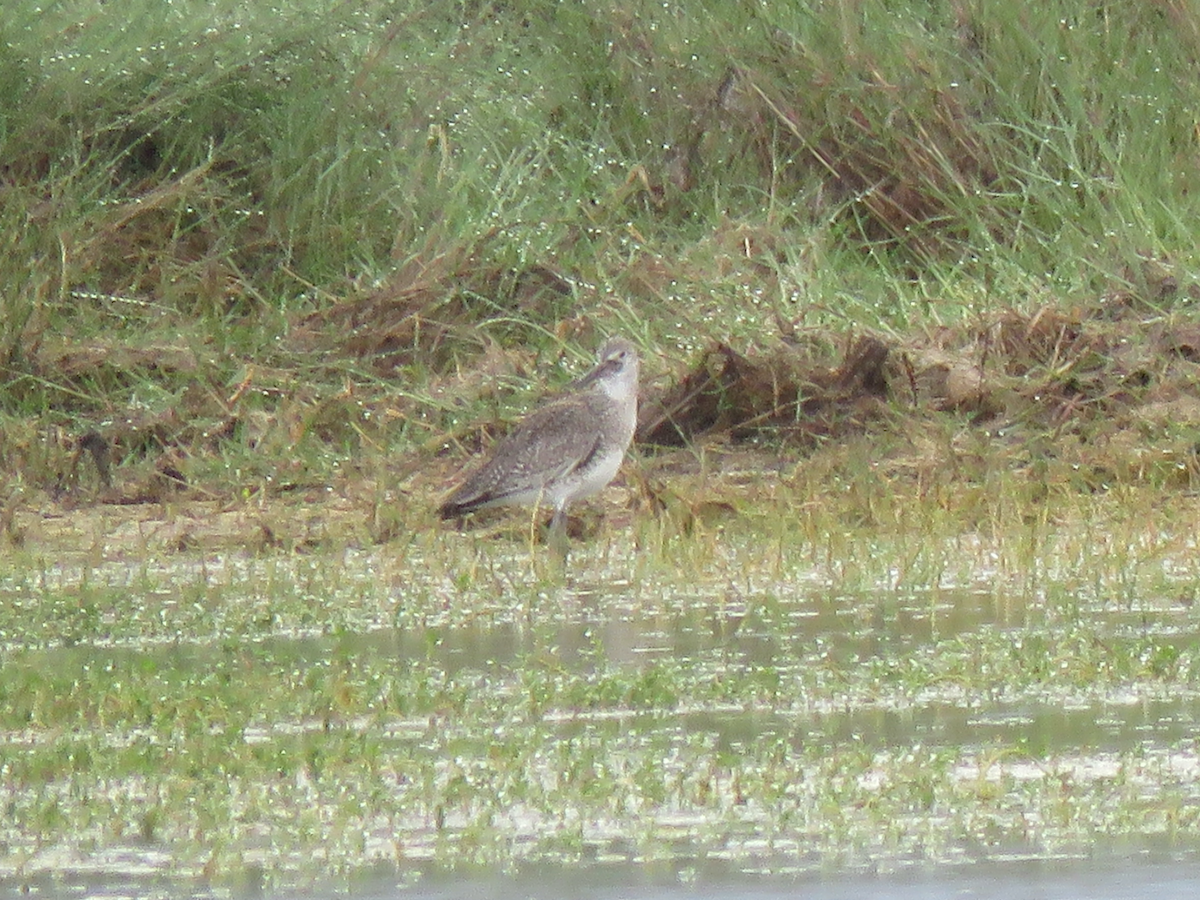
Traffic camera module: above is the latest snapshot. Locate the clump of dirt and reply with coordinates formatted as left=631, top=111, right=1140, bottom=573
left=637, top=334, right=890, bottom=447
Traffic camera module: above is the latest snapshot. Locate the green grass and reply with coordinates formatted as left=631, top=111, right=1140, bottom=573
left=4, top=1, right=1200, bottom=353
left=2, top=0, right=1198, bottom=512
left=2, top=1, right=1199, bottom=504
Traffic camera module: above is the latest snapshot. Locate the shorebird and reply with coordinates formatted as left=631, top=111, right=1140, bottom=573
left=438, top=337, right=640, bottom=534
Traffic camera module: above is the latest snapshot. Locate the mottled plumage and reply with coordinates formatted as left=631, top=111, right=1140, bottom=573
left=439, top=338, right=639, bottom=531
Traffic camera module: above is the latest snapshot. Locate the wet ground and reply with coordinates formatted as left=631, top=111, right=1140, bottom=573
left=3, top=515, right=1200, bottom=896
left=10, top=856, right=1200, bottom=899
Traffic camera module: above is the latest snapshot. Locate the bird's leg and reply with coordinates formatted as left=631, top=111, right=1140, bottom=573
left=546, top=503, right=570, bottom=560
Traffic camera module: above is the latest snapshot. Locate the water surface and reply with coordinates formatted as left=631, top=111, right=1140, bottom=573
left=3, top=531, right=1200, bottom=893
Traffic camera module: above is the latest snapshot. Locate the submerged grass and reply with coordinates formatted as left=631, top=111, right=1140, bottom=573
left=3, top=513, right=1200, bottom=885
left=4, top=475, right=1200, bottom=889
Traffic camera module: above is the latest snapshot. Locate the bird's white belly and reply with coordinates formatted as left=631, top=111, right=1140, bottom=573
left=563, top=448, right=624, bottom=503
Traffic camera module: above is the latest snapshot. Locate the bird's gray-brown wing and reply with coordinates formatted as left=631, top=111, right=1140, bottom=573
left=438, top=396, right=604, bottom=517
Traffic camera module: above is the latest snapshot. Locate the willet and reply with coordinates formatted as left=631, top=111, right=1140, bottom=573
left=438, top=337, right=640, bottom=534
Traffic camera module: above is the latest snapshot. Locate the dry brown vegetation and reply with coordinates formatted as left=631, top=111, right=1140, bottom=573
left=7, top=279, right=1200, bottom=556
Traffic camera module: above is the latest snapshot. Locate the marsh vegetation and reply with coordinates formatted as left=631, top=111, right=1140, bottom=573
left=3, top=0, right=1200, bottom=894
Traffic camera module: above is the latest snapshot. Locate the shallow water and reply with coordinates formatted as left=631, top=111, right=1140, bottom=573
left=3, top=530, right=1200, bottom=895
left=363, top=857, right=1200, bottom=899
left=11, top=856, right=1200, bottom=900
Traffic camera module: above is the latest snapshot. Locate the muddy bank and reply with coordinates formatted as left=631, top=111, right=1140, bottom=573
left=6, top=298, right=1200, bottom=555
